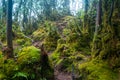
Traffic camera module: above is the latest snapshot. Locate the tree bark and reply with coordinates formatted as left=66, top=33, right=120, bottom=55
left=96, top=0, right=102, bottom=26
left=83, top=0, right=89, bottom=32
left=108, top=0, right=114, bottom=26
left=7, top=0, right=13, bottom=58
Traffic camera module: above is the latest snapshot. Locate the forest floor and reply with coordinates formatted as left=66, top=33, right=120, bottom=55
left=31, top=20, right=90, bottom=80
left=32, top=41, right=72, bottom=80
left=32, top=39, right=88, bottom=80
left=54, top=68, right=72, bottom=80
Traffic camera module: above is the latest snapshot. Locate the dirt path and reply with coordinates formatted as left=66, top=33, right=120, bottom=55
left=54, top=68, right=72, bottom=80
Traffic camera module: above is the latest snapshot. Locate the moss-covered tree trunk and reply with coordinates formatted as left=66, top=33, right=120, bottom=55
left=92, top=0, right=102, bottom=57
left=92, top=0, right=120, bottom=68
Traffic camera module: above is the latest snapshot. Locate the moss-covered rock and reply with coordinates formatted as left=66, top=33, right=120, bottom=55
left=17, top=46, right=40, bottom=65
left=78, top=59, right=118, bottom=80
left=17, top=46, right=54, bottom=80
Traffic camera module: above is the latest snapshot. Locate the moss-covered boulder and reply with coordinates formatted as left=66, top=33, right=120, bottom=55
left=78, top=59, right=118, bottom=80
left=17, top=46, right=54, bottom=80
left=17, top=46, right=40, bottom=65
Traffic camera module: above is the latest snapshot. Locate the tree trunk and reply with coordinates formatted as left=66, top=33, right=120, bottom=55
left=83, top=0, right=89, bottom=33
left=2, top=0, right=7, bottom=23
left=6, top=0, right=13, bottom=58
left=108, top=0, right=114, bottom=26
left=92, top=0, right=102, bottom=57
left=96, top=0, right=102, bottom=26
left=14, top=0, right=22, bottom=21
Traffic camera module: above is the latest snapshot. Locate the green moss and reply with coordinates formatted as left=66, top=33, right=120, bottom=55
left=32, top=28, right=47, bottom=41
left=65, top=32, right=91, bottom=54
left=12, top=72, right=28, bottom=80
left=16, top=39, right=25, bottom=45
left=0, top=74, right=7, bottom=79
left=43, top=29, right=60, bottom=52
left=17, top=46, right=40, bottom=65
left=0, top=46, right=54, bottom=80
left=15, top=32, right=32, bottom=46
left=63, top=28, right=71, bottom=36
left=15, top=32, right=25, bottom=39
left=50, top=51, right=60, bottom=65
left=79, top=60, right=118, bottom=80
left=17, top=46, right=54, bottom=79
left=0, top=59, right=19, bottom=80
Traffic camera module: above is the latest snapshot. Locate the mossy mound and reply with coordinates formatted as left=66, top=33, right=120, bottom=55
left=17, top=46, right=40, bottom=65
left=15, top=38, right=32, bottom=46
left=0, top=59, right=19, bottom=80
left=32, top=28, right=47, bottom=41
left=32, top=20, right=60, bottom=52
left=17, top=46, right=54, bottom=80
left=50, top=39, right=86, bottom=72
left=0, top=46, right=54, bottom=80
left=43, top=29, right=60, bottom=52
left=50, top=25, right=91, bottom=72
left=78, top=59, right=118, bottom=80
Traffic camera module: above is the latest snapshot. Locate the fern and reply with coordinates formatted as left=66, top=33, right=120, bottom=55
left=12, top=72, right=28, bottom=80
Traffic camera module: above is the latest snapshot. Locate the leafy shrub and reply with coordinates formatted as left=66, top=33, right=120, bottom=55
left=12, top=72, right=28, bottom=80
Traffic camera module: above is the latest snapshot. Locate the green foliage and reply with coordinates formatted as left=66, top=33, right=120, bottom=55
left=15, top=38, right=32, bottom=46
left=17, top=46, right=54, bottom=80
left=15, top=32, right=25, bottom=39
left=0, top=24, right=6, bottom=41
left=32, top=21, right=60, bottom=52
left=17, top=46, right=40, bottom=65
left=0, top=46, right=54, bottom=80
left=66, top=32, right=91, bottom=54
left=12, top=72, right=28, bottom=80
left=62, top=16, right=82, bottom=34
left=0, top=59, right=19, bottom=80
left=43, top=21, right=60, bottom=52
left=16, top=39, right=26, bottom=45
left=79, top=59, right=118, bottom=80
left=32, top=28, right=47, bottom=41
left=49, top=17, right=91, bottom=72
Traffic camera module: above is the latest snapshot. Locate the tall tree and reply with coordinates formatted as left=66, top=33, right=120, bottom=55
left=62, top=0, right=71, bottom=15
left=6, top=0, right=13, bottom=58
left=14, top=0, right=22, bottom=22
left=96, top=0, right=102, bottom=26
left=92, top=0, right=102, bottom=57
left=2, top=0, right=7, bottom=22
left=108, top=0, right=114, bottom=26
left=22, top=0, right=28, bottom=29
left=83, top=0, right=89, bottom=33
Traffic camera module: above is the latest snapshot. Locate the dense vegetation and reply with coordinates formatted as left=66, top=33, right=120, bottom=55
left=0, top=0, right=120, bottom=80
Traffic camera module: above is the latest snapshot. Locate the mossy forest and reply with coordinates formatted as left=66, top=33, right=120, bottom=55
left=0, top=0, right=120, bottom=80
